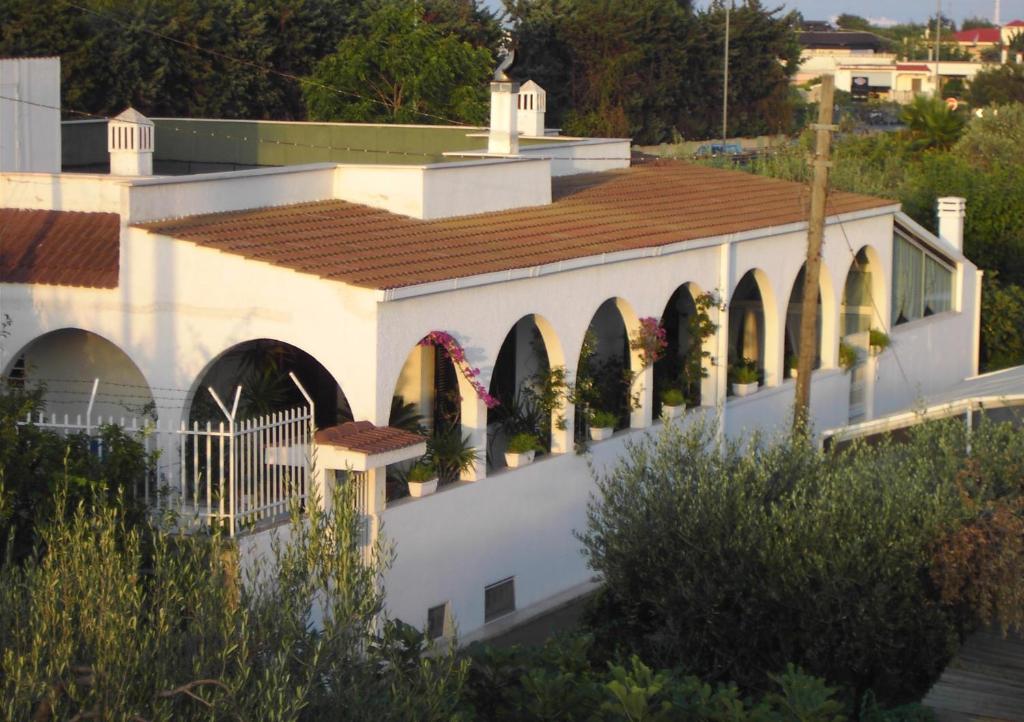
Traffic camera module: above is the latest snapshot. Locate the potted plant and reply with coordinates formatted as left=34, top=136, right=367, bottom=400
left=406, top=461, right=438, bottom=498
left=839, top=340, right=859, bottom=371
left=505, top=432, right=542, bottom=468
left=787, top=354, right=800, bottom=380
left=869, top=328, right=891, bottom=355
left=660, top=388, right=686, bottom=419
left=730, top=359, right=759, bottom=397
left=588, top=410, right=618, bottom=441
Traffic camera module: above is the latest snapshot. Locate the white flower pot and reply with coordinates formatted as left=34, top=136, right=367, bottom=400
left=662, top=403, right=685, bottom=419
left=589, top=426, right=614, bottom=441
left=732, top=381, right=759, bottom=397
left=504, top=450, right=535, bottom=468
left=789, top=368, right=798, bottom=380
left=407, top=478, right=438, bottom=498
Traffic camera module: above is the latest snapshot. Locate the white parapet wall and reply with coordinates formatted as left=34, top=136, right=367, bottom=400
left=335, top=157, right=551, bottom=220
left=0, top=57, right=61, bottom=174
left=0, top=172, right=124, bottom=213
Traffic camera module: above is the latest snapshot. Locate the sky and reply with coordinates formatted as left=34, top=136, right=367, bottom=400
left=484, top=1, right=1024, bottom=26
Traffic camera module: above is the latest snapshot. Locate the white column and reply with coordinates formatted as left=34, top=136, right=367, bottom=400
left=460, top=392, right=488, bottom=481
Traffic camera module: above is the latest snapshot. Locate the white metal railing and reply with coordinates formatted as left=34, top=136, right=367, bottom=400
left=18, top=375, right=314, bottom=536
left=822, top=394, right=1024, bottom=446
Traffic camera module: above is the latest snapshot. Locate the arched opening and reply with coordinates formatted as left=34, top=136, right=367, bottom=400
left=388, top=338, right=475, bottom=499
left=784, top=265, right=824, bottom=378
left=728, top=271, right=768, bottom=390
left=190, top=339, right=347, bottom=429
left=575, top=298, right=635, bottom=439
left=3, top=328, right=156, bottom=423
left=486, top=315, right=560, bottom=470
left=841, top=247, right=883, bottom=338
left=654, top=284, right=704, bottom=415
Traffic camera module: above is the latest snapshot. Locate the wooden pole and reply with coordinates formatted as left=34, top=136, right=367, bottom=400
left=793, top=74, right=835, bottom=433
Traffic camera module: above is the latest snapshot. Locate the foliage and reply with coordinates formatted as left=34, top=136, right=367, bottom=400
left=506, top=0, right=802, bottom=144
left=979, top=273, right=1024, bottom=371
left=462, top=634, right=854, bottom=721
left=952, top=102, right=1024, bottom=171
left=899, top=96, right=966, bottom=151
left=682, top=291, right=722, bottom=404
left=407, top=461, right=437, bottom=482
left=304, top=0, right=492, bottom=124
left=426, top=423, right=479, bottom=483
left=389, top=394, right=426, bottom=433
left=660, top=388, right=685, bottom=407
left=0, top=382, right=153, bottom=562
left=629, top=317, right=667, bottom=369
left=0, top=477, right=468, bottom=721
left=419, top=330, right=499, bottom=408
left=729, top=357, right=758, bottom=384
left=589, top=410, right=619, bottom=429
left=578, top=418, right=1024, bottom=705
left=506, top=432, right=543, bottom=455
left=868, top=328, right=891, bottom=351
left=839, top=340, right=858, bottom=370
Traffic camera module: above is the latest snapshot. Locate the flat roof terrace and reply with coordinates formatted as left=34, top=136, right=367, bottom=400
left=61, top=118, right=569, bottom=175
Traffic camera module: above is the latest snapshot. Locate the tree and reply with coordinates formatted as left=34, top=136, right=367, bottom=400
left=961, top=16, right=996, bottom=30
left=835, top=13, right=871, bottom=30
left=579, top=418, right=1024, bottom=705
left=899, top=94, right=966, bottom=150
left=968, top=64, right=1024, bottom=107
left=304, top=1, right=492, bottom=124
left=979, top=273, right=1024, bottom=371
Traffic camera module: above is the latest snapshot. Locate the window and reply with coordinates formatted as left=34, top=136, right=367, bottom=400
left=892, top=233, right=953, bottom=325
left=484, top=577, right=515, bottom=622
left=427, top=602, right=449, bottom=640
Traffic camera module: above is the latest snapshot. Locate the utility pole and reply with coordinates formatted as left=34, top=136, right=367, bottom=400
left=793, top=74, right=835, bottom=433
left=722, top=1, right=731, bottom=150
left=933, top=0, right=941, bottom=96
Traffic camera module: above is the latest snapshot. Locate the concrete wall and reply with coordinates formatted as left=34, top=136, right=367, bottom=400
left=0, top=58, right=60, bottom=173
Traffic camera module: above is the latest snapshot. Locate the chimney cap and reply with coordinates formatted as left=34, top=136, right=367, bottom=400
left=111, top=107, right=153, bottom=126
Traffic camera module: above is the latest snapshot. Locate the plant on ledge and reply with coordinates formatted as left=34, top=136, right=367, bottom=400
left=426, top=424, right=478, bottom=484
left=661, top=387, right=685, bottom=407
left=629, top=317, right=667, bottom=368
left=681, top=291, right=723, bottom=405
left=839, top=340, right=859, bottom=371
left=506, top=432, right=544, bottom=455
left=419, top=331, right=499, bottom=409
left=589, top=409, right=618, bottom=430
left=869, top=328, right=891, bottom=353
left=406, top=460, right=439, bottom=497
left=729, top=359, right=759, bottom=385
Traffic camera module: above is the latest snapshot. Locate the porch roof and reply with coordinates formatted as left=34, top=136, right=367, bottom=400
left=315, top=421, right=426, bottom=471
left=0, top=209, right=120, bottom=288
left=136, top=160, right=895, bottom=291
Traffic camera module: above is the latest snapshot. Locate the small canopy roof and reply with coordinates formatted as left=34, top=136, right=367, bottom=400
left=315, top=421, right=426, bottom=471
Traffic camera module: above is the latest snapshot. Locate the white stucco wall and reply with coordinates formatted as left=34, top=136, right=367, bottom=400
left=0, top=57, right=61, bottom=174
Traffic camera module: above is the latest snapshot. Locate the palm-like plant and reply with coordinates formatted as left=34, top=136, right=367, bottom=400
left=900, top=95, right=965, bottom=150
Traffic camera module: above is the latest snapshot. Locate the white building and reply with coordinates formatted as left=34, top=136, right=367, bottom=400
left=0, top=58, right=983, bottom=641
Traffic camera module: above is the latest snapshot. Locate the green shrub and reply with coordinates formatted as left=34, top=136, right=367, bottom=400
left=506, top=432, right=543, bottom=455
left=407, top=461, right=437, bottom=482
left=578, top=418, right=1024, bottom=705
left=660, top=388, right=685, bottom=407
left=0, top=478, right=467, bottom=721
left=590, top=410, right=619, bottom=429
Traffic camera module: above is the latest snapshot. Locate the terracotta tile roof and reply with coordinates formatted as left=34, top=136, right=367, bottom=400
left=136, top=161, right=895, bottom=291
left=1, top=209, right=120, bottom=288
left=897, top=64, right=931, bottom=72
left=953, top=28, right=1000, bottom=43
left=315, top=421, right=425, bottom=455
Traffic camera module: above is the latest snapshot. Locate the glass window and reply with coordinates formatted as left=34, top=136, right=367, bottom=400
left=892, top=233, right=952, bottom=325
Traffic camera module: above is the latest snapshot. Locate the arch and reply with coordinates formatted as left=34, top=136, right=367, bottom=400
left=728, top=269, right=780, bottom=389
left=841, top=245, right=887, bottom=338
left=3, top=328, right=157, bottom=424
left=654, top=282, right=707, bottom=413
left=187, top=338, right=350, bottom=430
left=575, top=297, right=644, bottom=438
left=486, top=314, right=567, bottom=469
left=783, top=261, right=838, bottom=375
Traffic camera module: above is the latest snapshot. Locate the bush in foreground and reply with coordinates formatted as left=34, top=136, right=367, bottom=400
left=579, top=418, right=1024, bottom=706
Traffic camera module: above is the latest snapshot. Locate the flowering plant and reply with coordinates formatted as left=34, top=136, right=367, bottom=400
left=629, top=317, right=668, bottom=368
left=419, top=331, right=500, bottom=408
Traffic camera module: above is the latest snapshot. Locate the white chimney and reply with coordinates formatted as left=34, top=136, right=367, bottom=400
left=516, top=80, right=547, bottom=137
left=108, top=107, right=153, bottom=176
left=0, top=57, right=61, bottom=173
left=489, top=79, right=520, bottom=155
left=937, top=196, right=966, bottom=251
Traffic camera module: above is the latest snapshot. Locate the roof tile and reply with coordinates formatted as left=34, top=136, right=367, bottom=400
left=137, top=161, right=895, bottom=291
left=0, top=209, right=120, bottom=288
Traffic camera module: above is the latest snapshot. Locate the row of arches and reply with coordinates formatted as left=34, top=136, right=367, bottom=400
left=4, top=245, right=885, bottom=498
